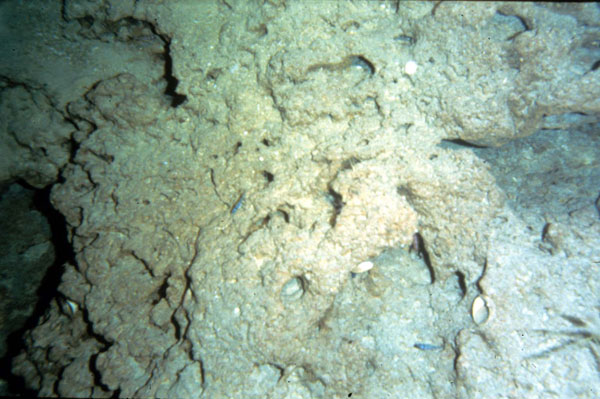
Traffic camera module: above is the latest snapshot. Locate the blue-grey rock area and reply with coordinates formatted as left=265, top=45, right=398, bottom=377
left=1, top=1, right=599, bottom=398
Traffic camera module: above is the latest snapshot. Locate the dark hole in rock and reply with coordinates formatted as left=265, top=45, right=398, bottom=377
left=262, top=170, right=274, bottom=183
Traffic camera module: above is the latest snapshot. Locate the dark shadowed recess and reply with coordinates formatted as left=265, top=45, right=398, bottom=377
left=0, top=180, right=74, bottom=397
left=146, top=22, right=188, bottom=108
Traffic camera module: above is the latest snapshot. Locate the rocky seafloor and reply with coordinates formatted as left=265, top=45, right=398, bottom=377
left=1, top=1, right=599, bottom=398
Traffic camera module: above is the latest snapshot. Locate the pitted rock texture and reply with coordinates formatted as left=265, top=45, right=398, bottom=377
left=2, top=1, right=599, bottom=398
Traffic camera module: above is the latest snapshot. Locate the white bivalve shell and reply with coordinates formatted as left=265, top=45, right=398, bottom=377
left=471, top=295, right=492, bottom=325
left=352, top=261, right=374, bottom=274
left=280, top=277, right=304, bottom=302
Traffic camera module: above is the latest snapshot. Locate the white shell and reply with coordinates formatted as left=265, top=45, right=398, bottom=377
left=66, top=299, right=78, bottom=314
left=58, top=297, right=79, bottom=317
left=281, top=277, right=304, bottom=302
left=471, top=295, right=491, bottom=325
left=352, top=261, right=374, bottom=274
left=404, top=60, right=418, bottom=75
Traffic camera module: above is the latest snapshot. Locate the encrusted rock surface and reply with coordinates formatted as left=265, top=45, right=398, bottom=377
left=1, top=1, right=599, bottom=398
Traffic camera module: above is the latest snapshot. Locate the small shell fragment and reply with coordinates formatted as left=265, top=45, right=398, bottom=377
left=404, top=60, right=418, bottom=75
left=57, top=296, right=79, bottom=318
left=352, top=261, right=374, bottom=274
left=281, top=277, right=304, bottom=302
left=471, top=295, right=491, bottom=325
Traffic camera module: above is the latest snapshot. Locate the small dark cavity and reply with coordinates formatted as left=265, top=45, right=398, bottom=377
left=411, top=233, right=435, bottom=283
left=578, top=330, right=593, bottom=339
left=160, top=35, right=187, bottom=107
left=590, top=60, right=600, bottom=72
left=455, top=271, right=467, bottom=298
left=439, top=138, right=489, bottom=149
left=171, top=310, right=181, bottom=340
left=341, top=156, right=360, bottom=171
left=409, top=232, right=420, bottom=255
left=198, top=360, right=205, bottom=385
left=152, top=275, right=170, bottom=305
left=262, top=170, right=274, bottom=183
left=424, top=255, right=435, bottom=284
left=431, top=1, right=442, bottom=17
left=77, top=15, right=94, bottom=29
left=475, top=259, right=488, bottom=292
left=81, top=309, right=114, bottom=394
left=277, top=209, right=290, bottom=223
left=206, top=68, right=222, bottom=82
left=271, top=363, right=284, bottom=381
left=541, top=222, right=552, bottom=241
left=306, top=55, right=374, bottom=76
left=514, top=14, right=531, bottom=31
left=262, top=138, right=271, bottom=146
left=341, top=20, right=360, bottom=32
left=396, top=184, right=412, bottom=202
left=561, top=314, right=587, bottom=327
left=233, top=141, right=242, bottom=154
left=89, top=353, right=112, bottom=393
left=496, top=11, right=530, bottom=41
left=249, top=23, right=267, bottom=38
left=327, top=186, right=344, bottom=227
left=260, top=214, right=271, bottom=228
left=349, top=55, right=375, bottom=75
left=221, top=0, right=233, bottom=10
